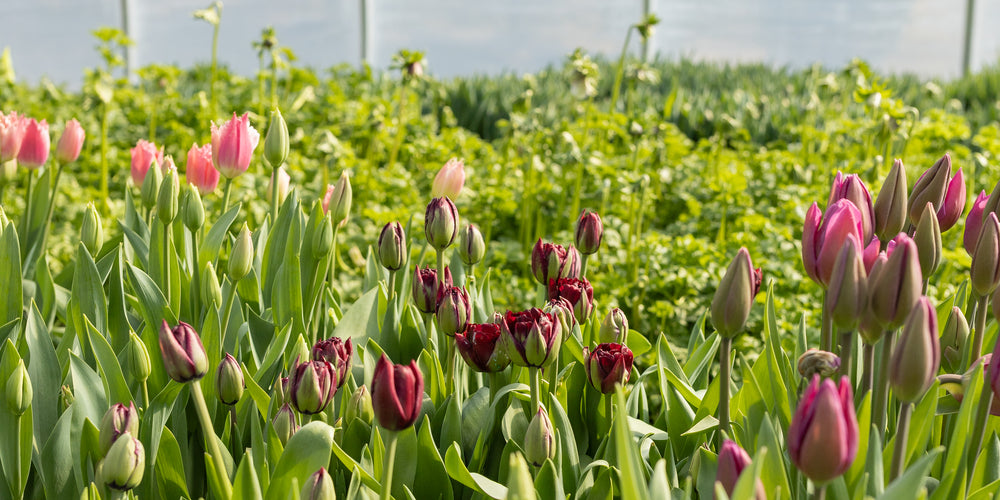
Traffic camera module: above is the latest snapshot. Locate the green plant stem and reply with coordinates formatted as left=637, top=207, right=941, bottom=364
left=529, top=366, right=540, bottom=412
left=446, top=338, right=456, bottom=397
left=872, top=329, right=895, bottom=436
left=191, top=380, right=233, bottom=497
left=489, top=371, right=502, bottom=406
left=387, top=269, right=397, bottom=303
left=839, top=330, right=854, bottom=383
left=423, top=312, right=436, bottom=355
left=970, top=295, right=989, bottom=368
left=163, top=222, right=172, bottom=308
left=380, top=429, right=398, bottom=500
left=229, top=404, right=239, bottom=457
left=22, top=171, right=34, bottom=249
left=820, top=296, right=833, bottom=352
left=36, top=162, right=64, bottom=262
left=219, top=279, right=238, bottom=347
left=190, top=230, right=201, bottom=320
left=890, top=401, right=912, bottom=480
left=141, top=379, right=149, bottom=409
left=547, top=353, right=559, bottom=407
left=604, top=393, right=614, bottom=439
left=109, top=489, right=127, bottom=500
left=580, top=254, right=589, bottom=279
left=719, top=336, right=732, bottom=443
left=328, top=226, right=340, bottom=291
left=812, top=484, right=827, bottom=500
left=436, top=248, right=446, bottom=289
left=387, top=83, right=409, bottom=168
left=221, top=177, right=233, bottom=214
left=608, top=28, right=633, bottom=114
left=860, top=342, right=875, bottom=398
left=270, top=166, right=280, bottom=224
left=968, top=376, right=994, bottom=486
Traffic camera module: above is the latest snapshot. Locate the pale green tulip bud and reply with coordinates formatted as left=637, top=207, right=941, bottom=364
left=301, top=467, right=336, bottom=500
left=345, top=385, right=374, bottom=425
left=913, top=202, right=942, bottom=278
left=81, top=202, right=104, bottom=256
left=458, top=224, right=485, bottom=266
left=140, top=161, right=162, bottom=211
left=182, top=184, right=205, bottom=231
left=125, top=332, right=151, bottom=383
left=156, top=168, right=179, bottom=225
left=5, top=360, right=31, bottom=416
left=523, top=407, right=555, bottom=467
left=229, top=224, right=253, bottom=282
left=264, top=108, right=290, bottom=169
left=941, top=306, right=969, bottom=372
left=312, top=213, right=334, bottom=259
left=599, top=307, right=629, bottom=344
left=710, top=247, right=762, bottom=338
left=216, top=353, right=245, bottom=405
left=873, top=159, right=908, bottom=242
left=203, top=262, right=223, bottom=308
left=824, top=236, right=867, bottom=331
left=101, top=432, right=145, bottom=491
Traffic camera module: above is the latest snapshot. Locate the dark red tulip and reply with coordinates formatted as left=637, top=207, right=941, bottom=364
left=498, top=308, right=561, bottom=368
left=371, top=354, right=424, bottom=431
left=548, top=277, right=594, bottom=324
left=312, top=336, right=353, bottom=389
left=289, top=360, right=337, bottom=415
left=455, top=323, right=510, bottom=373
left=583, top=343, right=634, bottom=394
left=158, top=320, right=209, bottom=383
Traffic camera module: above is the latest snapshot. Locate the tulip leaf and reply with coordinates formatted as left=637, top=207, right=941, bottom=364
left=877, top=447, right=942, bottom=500
left=614, top=388, right=650, bottom=500
left=625, top=330, right=652, bottom=357
left=413, top=415, right=454, bottom=500
left=333, top=287, right=380, bottom=341
left=0, top=221, right=22, bottom=326
left=647, top=459, right=671, bottom=498
left=444, top=442, right=508, bottom=499
left=232, top=452, right=262, bottom=500
left=732, top=446, right=766, bottom=500
left=25, top=301, right=60, bottom=440
left=126, top=263, right=175, bottom=389
left=261, top=192, right=299, bottom=308
left=39, top=407, right=75, bottom=499
left=755, top=415, right=791, bottom=500
left=83, top=316, right=132, bottom=405
left=656, top=334, right=703, bottom=407
left=265, top=421, right=334, bottom=500
left=71, top=242, right=107, bottom=342
left=440, top=394, right=464, bottom=457
left=241, top=362, right=271, bottom=420
left=535, top=458, right=565, bottom=499
left=199, top=202, right=242, bottom=272
left=155, top=426, right=191, bottom=499
left=118, top=221, right=150, bottom=270
left=845, top=391, right=873, bottom=488
left=906, top=381, right=940, bottom=466
left=330, top=430, right=380, bottom=490
left=551, top=397, right=582, bottom=493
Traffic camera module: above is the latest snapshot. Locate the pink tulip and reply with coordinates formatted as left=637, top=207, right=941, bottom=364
left=211, top=112, right=259, bottom=179
left=716, top=439, right=766, bottom=499
left=788, top=375, right=858, bottom=483
left=55, top=119, right=85, bottom=163
left=938, top=168, right=966, bottom=231
left=130, top=139, right=164, bottom=185
left=431, top=157, right=465, bottom=200
left=0, top=111, right=27, bottom=163
left=17, top=118, right=49, bottom=169
left=185, top=143, right=218, bottom=195
left=828, top=171, right=875, bottom=244
left=965, top=190, right=989, bottom=256
left=803, top=199, right=878, bottom=287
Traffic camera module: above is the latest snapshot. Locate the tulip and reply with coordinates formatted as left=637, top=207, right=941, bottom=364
left=378, top=222, right=407, bottom=271
left=412, top=265, right=451, bottom=314
left=157, top=169, right=179, bottom=225
left=346, top=385, right=374, bottom=425
left=869, top=234, right=922, bottom=329
left=431, top=157, right=465, bottom=200
left=202, top=262, right=223, bottom=308
left=889, top=297, right=939, bottom=403
left=498, top=308, right=562, bottom=368
left=972, top=213, right=1000, bottom=297
left=824, top=236, right=867, bottom=331
left=216, top=353, right=245, bottom=405
left=130, top=139, right=164, bottom=186
left=575, top=209, right=603, bottom=255
left=313, top=213, right=334, bottom=259
left=267, top=166, right=290, bottom=205
left=323, top=171, right=352, bottom=225
left=458, top=224, right=486, bottom=266
left=941, top=306, right=970, bottom=372
left=828, top=171, right=875, bottom=244
left=81, top=202, right=104, bottom=255
left=797, top=349, right=841, bottom=379
left=229, top=223, right=254, bottom=282
left=101, top=432, right=145, bottom=491
left=0, top=111, right=26, bottom=163
left=543, top=297, right=576, bottom=342
left=717, top=440, right=766, bottom=499
left=425, top=197, right=459, bottom=250
left=548, top=277, right=595, bottom=325
left=182, top=184, right=205, bottom=231
left=788, top=375, right=859, bottom=483
left=301, top=468, right=335, bottom=500
left=583, top=343, right=634, bottom=394
left=937, top=167, right=966, bottom=231
left=531, top=240, right=582, bottom=286
left=263, top=108, right=289, bottom=169
left=185, top=143, right=218, bottom=195
left=55, top=118, right=84, bottom=163
left=802, top=199, right=878, bottom=287
left=874, top=159, right=908, bottom=241
left=965, top=190, right=989, bottom=256
left=17, top=118, right=49, bottom=169
left=98, top=402, right=140, bottom=456
left=598, top=308, right=629, bottom=344
left=272, top=403, right=299, bottom=446
left=158, top=321, right=209, bottom=383
left=311, top=336, right=353, bottom=389
left=140, top=161, right=163, bottom=211
left=436, top=286, right=471, bottom=337
left=371, top=354, right=423, bottom=431
left=125, top=332, right=151, bottom=384
left=289, top=360, right=337, bottom=415
left=711, top=247, right=763, bottom=337
left=5, top=360, right=30, bottom=417
left=523, top=407, right=555, bottom=466
left=908, top=154, right=964, bottom=230
left=913, top=202, right=942, bottom=278
left=455, top=323, right=510, bottom=372
left=211, top=112, right=259, bottom=179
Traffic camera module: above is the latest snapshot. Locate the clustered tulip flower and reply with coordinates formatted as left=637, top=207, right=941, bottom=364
left=158, top=320, right=209, bottom=383
left=371, top=354, right=423, bottom=431
left=185, top=142, right=218, bottom=194
left=802, top=199, right=878, bottom=287
left=498, top=308, right=561, bottom=368
left=412, top=265, right=450, bottom=314
left=548, top=277, right=595, bottom=324
left=311, top=336, right=353, bottom=388
left=908, top=153, right=965, bottom=231
left=431, top=157, right=465, bottom=200
left=0, top=111, right=27, bottom=163
left=788, top=375, right=858, bottom=483
left=455, top=323, right=510, bottom=373
left=531, top=239, right=581, bottom=286
left=583, top=343, right=634, bottom=394
left=211, top=112, right=259, bottom=179
left=289, top=360, right=337, bottom=415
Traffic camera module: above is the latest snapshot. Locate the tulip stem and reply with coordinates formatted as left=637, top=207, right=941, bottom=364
left=860, top=342, right=875, bottom=398
left=719, top=336, right=732, bottom=444
left=839, top=330, right=854, bottom=383
left=387, top=269, right=397, bottom=303
left=219, top=278, right=238, bottom=350
left=190, top=230, right=201, bottom=321
left=328, top=226, right=340, bottom=291
left=229, top=404, right=239, bottom=458
left=820, top=299, right=833, bottom=352
left=890, top=401, right=913, bottom=480
left=604, top=393, right=614, bottom=439
left=191, top=380, right=233, bottom=497
left=35, top=162, right=64, bottom=269
left=270, top=167, right=280, bottom=224
left=380, top=430, right=399, bottom=500
left=529, top=367, right=540, bottom=412
left=969, top=368, right=995, bottom=484
left=109, top=489, right=127, bottom=500
left=811, top=484, right=827, bottom=500
left=436, top=249, right=445, bottom=293
left=872, top=330, right=895, bottom=436
left=446, top=338, right=456, bottom=397
left=163, top=222, right=172, bottom=309
left=221, top=177, right=233, bottom=214
left=580, top=254, right=589, bottom=279
left=22, top=171, right=34, bottom=254
left=969, top=295, right=989, bottom=370
left=547, top=354, right=560, bottom=408
left=140, top=379, right=149, bottom=410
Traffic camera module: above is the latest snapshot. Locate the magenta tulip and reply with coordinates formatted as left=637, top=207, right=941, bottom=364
left=717, top=439, right=766, bottom=499
left=17, top=118, right=49, bottom=169
left=185, top=142, right=218, bottom=195
left=788, top=375, right=858, bottom=483
left=966, top=190, right=989, bottom=256
left=548, top=277, right=595, bottom=324
left=499, top=308, right=562, bottom=368
left=802, top=199, right=878, bottom=287
left=828, top=171, right=875, bottom=244
left=158, top=320, right=208, bottom=383
left=211, top=112, right=259, bottom=179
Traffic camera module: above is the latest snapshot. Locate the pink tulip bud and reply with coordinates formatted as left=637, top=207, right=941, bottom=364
left=972, top=213, right=1000, bottom=297
left=908, top=154, right=953, bottom=227
left=431, top=157, right=465, bottom=200
left=828, top=171, right=875, bottom=244
left=717, top=440, right=765, bottom=499
left=575, top=209, right=604, bottom=255
left=874, top=159, right=908, bottom=241
left=965, top=190, right=989, bottom=256
left=55, top=119, right=84, bottom=163
left=157, top=320, right=208, bottom=383
left=211, top=112, right=259, bottom=179
left=890, top=297, right=940, bottom=403
left=802, top=200, right=865, bottom=287
left=788, top=375, right=858, bottom=483
left=870, top=234, right=922, bottom=329
left=0, top=111, right=27, bottom=163
left=937, top=167, right=966, bottom=231
left=371, top=354, right=423, bottom=431
left=17, top=118, right=49, bottom=169
left=185, top=143, right=218, bottom=195
left=130, top=139, right=164, bottom=186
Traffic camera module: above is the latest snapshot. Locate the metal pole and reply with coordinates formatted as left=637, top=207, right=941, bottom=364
left=962, top=0, right=975, bottom=76
left=360, top=0, right=372, bottom=68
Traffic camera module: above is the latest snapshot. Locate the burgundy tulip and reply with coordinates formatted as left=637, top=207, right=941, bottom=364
left=412, top=265, right=452, bottom=314
left=311, top=336, right=353, bottom=389
left=371, top=354, right=424, bottom=431
left=788, top=375, right=859, bottom=483
left=575, top=210, right=603, bottom=255
left=289, top=360, right=338, bottom=415
left=583, top=343, right=634, bottom=394
left=158, top=320, right=209, bottom=383
left=531, top=239, right=581, bottom=286
left=498, top=308, right=562, bottom=368
left=965, top=190, right=989, bottom=256
left=717, top=439, right=766, bottom=499
left=548, top=277, right=595, bottom=324
left=436, top=285, right=471, bottom=337
left=455, top=323, right=510, bottom=372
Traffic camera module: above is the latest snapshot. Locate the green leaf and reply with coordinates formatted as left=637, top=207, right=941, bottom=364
left=233, top=452, right=263, bottom=500
left=84, top=316, right=132, bottom=405
left=412, top=415, right=454, bottom=500
left=39, top=408, right=75, bottom=499
left=656, top=334, right=703, bottom=407
left=154, top=427, right=191, bottom=499
left=25, top=301, right=60, bottom=440
left=200, top=203, right=242, bottom=269
left=534, top=459, right=565, bottom=500
left=614, top=388, right=650, bottom=500
left=265, top=421, right=335, bottom=500
left=443, top=442, right=507, bottom=499
left=0, top=221, right=22, bottom=325
left=877, top=448, right=942, bottom=499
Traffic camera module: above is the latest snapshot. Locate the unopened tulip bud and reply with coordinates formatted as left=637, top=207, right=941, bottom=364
left=874, top=159, right=908, bottom=241
left=941, top=307, right=969, bottom=372
left=59, top=385, right=74, bottom=413
left=890, top=298, right=940, bottom=403
left=301, top=468, right=336, bottom=500
left=499, top=309, right=562, bottom=368
left=458, top=224, right=485, bottom=266
left=717, top=440, right=765, bottom=499
left=311, top=336, right=353, bottom=389
left=264, top=108, right=289, bottom=168
left=378, top=222, right=407, bottom=271
left=870, top=235, right=922, bottom=329
left=202, top=262, right=223, bottom=308
left=268, top=167, right=290, bottom=206
left=81, top=202, right=104, bottom=255
left=543, top=297, right=575, bottom=342
left=425, top=197, right=459, bottom=250
left=828, top=171, right=875, bottom=244
left=17, top=118, right=49, bottom=169
left=371, top=354, right=424, bottom=431
left=412, top=265, right=450, bottom=314
left=216, top=353, right=245, bottom=405
left=431, top=158, right=465, bottom=200
left=101, top=432, right=144, bottom=491
left=575, top=210, right=603, bottom=255
left=824, top=236, right=867, bottom=330
left=797, top=349, right=841, bottom=379
left=312, top=213, right=334, bottom=259
left=937, top=167, right=966, bottom=232
left=599, top=308, right=629, bottom=344
left=711, top=247, right=762, bottom=338
left=229, top=224, right=254, bottom=282
left=965, top=190, right=989, bottom=256
left=182, top=184, right=205, bottom=231
left=140, top=163, right=162, bottom=211
left=548, top=277, right=594, bottom=325
left=290, top=360, right=337, bottom=415
left=272, top=376, right=291, bottom=408
left=323, top=172, right=352, bottom=225
left=212, top=112, right=259, bottom=179
left=908, top=154, right=952, bottom=227
left=272, top=403, right=299, bottom=446
left=584, top=343, right=634, bottom=394
left=98, top=402, right=139, bottom=456
left=913, top=202, right=942, bottom=278
left=524, top=407, right=555, bottom=466
left=788, top=376, right=859, bottom=483
left=436, top=286, right=471, bottom=337
left=156, top=169, right=179, bottom=225
left=55, top=118, right=85, bottom=163
left=346, top=385, right=374, bottom=424
left=158, top=320, right=209, bottom=383
left=125, top=332, right=151, bottom=383
left=972, top=213, right=1000, bottom=297
left=5, top=360, right=31, bottom=416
